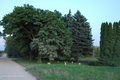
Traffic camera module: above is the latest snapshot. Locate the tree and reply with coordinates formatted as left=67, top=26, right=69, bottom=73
left=4, top=36, right=22, bottom=58
left=31, top=14, right=72, bottom=63
left=1, top=4, right=72, bottom=62
left=0, top=4, right=44, bottom=60
left=107, top=22, right=114, bottom=65
left=113, top=22, right=120, bottom=66
left=100, top=21, right=120, bottom=66
left=100, top=22, right=113, bottom=65
left=100, top=23, right=105, bottom=64
left=93, top=46, right=100, bottom=58
left=0, top=32, right=2, bottom=36
left=113, top=22, right=117, bottom=42
left=70, top=10, right=93, bottom=62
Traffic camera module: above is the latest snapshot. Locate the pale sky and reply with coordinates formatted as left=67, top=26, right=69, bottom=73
left=0, top=0, right=120, bottom=50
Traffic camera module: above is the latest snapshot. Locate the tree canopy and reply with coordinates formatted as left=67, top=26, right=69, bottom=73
left=0, top=4, right=94, bottom=63
left=30, top=12, right=72, bottom=62
left=63, top=10, right=93, bottom=62
left=100, top=21, right=120, bottom=66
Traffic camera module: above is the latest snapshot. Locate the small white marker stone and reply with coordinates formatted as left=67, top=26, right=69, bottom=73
left=47, top=62, right=51, bottom=64
left=78, top=63, right=81, bottom=65
left=65, top=62, right=66, bottom=65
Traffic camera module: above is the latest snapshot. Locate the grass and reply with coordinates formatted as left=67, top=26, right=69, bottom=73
left=14, top=59, right=120, bottom=80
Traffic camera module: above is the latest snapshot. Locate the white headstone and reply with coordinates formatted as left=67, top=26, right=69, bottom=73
left=47, top=62, right=51, bottom=64
left=78, top=63, right=81, bottom=65
left=65, top=62, right=66, bottom=65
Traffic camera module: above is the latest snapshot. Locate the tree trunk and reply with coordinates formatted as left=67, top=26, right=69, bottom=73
left=77, top=57, right=79, bottom=62
left=30, top=51, right=32, bottom=61
left=37, top=54, right=42, bottom=63
left=24, top=54, right=27, bottom=59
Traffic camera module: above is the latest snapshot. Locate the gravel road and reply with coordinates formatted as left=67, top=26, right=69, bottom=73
left=0, top=53, right=36, bottom=80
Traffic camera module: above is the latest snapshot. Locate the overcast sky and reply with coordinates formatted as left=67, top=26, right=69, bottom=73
left=0, top=0, right=120, bottom=50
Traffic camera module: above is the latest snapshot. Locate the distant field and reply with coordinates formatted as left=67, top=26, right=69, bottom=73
left=14, top=59, right=120, bottom=80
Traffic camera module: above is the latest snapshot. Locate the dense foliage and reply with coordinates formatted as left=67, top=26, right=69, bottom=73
left=4, top=36, right=22, bottom=57
left=63, top=10, right=93, bottom=62
left=0, top=4, right=93, bottom=63
left=99, top=21, right=120, bottom=66
left=93, top=46, right=100, bottom=57
left=30, top=14, right=72, bottom=62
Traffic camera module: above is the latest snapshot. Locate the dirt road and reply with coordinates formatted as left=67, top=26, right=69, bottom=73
left=0, top=53, right=36, bottom=80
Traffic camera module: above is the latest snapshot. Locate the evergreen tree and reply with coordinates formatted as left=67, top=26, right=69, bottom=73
left=100, top=21, right=120, bottom=66
left=100, top=23, right=106, bottom=63
left=100, top=22, right=109, bottom=65
left=113, top=22, right=118, bottom=43
left=113, top=22, right=120, bottom=66
left=100, top=23, right=104, bottom=59
left=70, top=10, right=93, bottom=62
left=107, top=22, right=114, bottom=65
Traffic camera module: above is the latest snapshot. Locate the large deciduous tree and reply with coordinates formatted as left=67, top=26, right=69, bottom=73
left=0, top=4, right=43, bottom=60
left=30, top=11, right=72, bottom=63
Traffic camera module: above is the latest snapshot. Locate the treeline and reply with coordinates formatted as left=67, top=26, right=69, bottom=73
left=0, top=4, right=93, bottom=63
left=90, top=21, right=120, bottom=66
left=100, top=21, right=120, bottom=66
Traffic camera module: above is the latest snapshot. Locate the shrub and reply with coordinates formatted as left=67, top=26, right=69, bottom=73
left=88, top=60, right=102, bottom=66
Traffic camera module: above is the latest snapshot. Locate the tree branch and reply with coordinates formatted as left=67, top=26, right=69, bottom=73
left=31, top=29, right=34, bottom=39
left=23, top=27, right=33, bottom=40
left=25, top=32, right=33, bottom=40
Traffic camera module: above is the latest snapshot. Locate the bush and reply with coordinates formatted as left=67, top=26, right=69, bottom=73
left=88, top=61, right=99, bottom=66
left=92, top=46, right=100, bottom=58
left=88, top=59, right=120, bottom=67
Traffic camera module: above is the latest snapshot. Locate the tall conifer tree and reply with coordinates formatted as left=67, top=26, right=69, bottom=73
left=100, top=21, right=120, bottom=66
left=113, top=22, right=120, bottom=66
left=71, top=10, right=93, bottom=62
left=100, top=23, right=104, bottom=59
left=100, top=22, right=110, bottom=65
left=107, top=22, right=114, bottom=65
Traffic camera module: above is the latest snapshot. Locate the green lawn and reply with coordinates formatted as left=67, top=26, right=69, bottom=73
left=14, top=59, right=120, bottom=80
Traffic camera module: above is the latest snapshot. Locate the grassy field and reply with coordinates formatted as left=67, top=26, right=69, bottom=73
left=14, top=59, right=120, bottom=80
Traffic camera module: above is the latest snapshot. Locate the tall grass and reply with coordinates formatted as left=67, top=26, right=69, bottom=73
left=14, top=59, right=120, bottom=80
